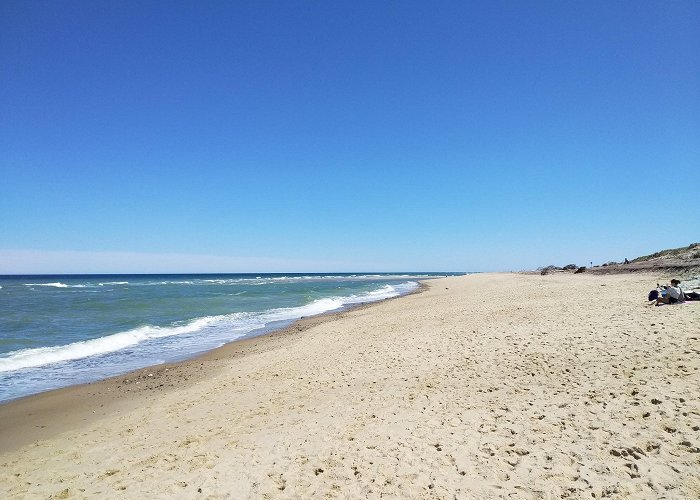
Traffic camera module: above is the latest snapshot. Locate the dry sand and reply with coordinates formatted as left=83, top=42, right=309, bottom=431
left=1, top=273, right=698, bottom=499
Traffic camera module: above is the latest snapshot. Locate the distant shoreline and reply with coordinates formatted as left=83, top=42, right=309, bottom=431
left=0, top=281, right=427, bottom=452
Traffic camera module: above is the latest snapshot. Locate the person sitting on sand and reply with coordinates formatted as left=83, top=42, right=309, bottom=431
left=656, top=279, right=685, bottom=305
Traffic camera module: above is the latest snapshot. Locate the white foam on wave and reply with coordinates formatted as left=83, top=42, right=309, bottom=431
left=264, top=297, right=345, bottom=322
left=127, top=280, right=197, bottom=286
left=127, top=275, right=434, bottom=287
left=25, top=282, right=70, bottom=288
left=0, top=281, right=419, bottom=373
left=24, top=282, right=105, bottom=289
left=0, top=317, right=216, bottom=373
left=259, top=281, right=418, bottom=318
left=342, top=282, right=417, bottom=304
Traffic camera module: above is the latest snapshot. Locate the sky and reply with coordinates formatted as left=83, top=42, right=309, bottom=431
left=1, top=1, right=698, bottom=273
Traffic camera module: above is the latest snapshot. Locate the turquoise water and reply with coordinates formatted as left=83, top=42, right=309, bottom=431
left=0, top=273, right=461, bottom=402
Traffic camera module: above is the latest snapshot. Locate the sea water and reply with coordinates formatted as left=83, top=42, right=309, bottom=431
left=0, top=273, right=461, bottom=402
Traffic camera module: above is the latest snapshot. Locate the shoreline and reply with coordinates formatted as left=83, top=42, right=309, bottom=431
left=2, top=272, right=698, bottom=498
left=0, top=281, right=428, bottom=452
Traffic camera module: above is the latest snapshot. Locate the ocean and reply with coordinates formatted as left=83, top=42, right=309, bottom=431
left=0, top=273, right=461, bottom=403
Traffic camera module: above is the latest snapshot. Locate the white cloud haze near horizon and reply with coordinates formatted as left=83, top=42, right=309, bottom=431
left=0, top=250, right=333, bottom=275
left=2, top=243, right=694, bottom=275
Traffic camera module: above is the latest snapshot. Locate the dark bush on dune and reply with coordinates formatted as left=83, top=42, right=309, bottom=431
left=540, top=265, right=559, bottom=275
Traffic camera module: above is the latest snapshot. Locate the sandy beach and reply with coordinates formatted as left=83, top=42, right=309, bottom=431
left=1, top=272, right=698, bottom=499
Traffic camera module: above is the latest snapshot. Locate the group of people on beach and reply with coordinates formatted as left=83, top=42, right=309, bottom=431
left=650, top=279, right=700, bottom=305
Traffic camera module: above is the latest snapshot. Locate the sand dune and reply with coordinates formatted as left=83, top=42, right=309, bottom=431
left=1, top=273, right=698, bottom=498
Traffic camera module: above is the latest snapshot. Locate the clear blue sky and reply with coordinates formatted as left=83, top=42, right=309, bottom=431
left=1, top=1, right=698, bottom=273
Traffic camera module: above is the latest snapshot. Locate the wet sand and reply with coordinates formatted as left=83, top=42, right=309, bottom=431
left=1, top=273, right=698, bottom=498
